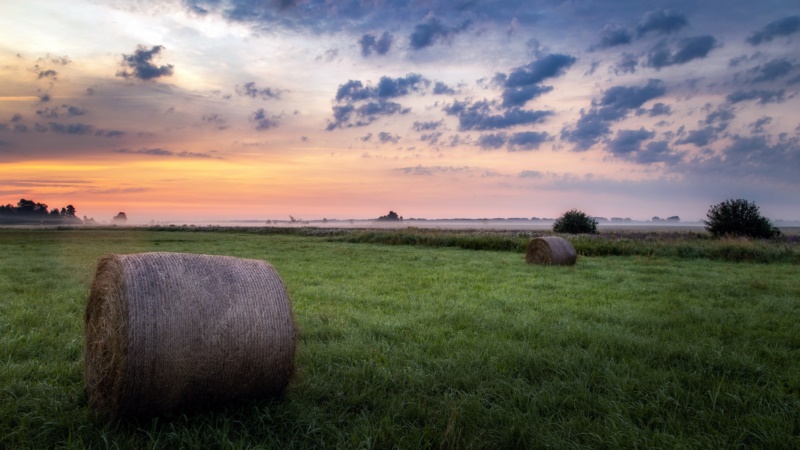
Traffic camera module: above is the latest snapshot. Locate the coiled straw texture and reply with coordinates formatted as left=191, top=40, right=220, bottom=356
left=84, top=252, right=296, bottom=418
left=525, top=236, right=578, bottom=265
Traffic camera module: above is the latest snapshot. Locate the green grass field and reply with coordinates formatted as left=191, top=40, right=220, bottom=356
left=1, top=228, right=799, bottom=448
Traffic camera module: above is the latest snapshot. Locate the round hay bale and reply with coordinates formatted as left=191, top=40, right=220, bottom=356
left=84, top=252, right=296, bottom=418
left=525, top=236, right=577, bottom=265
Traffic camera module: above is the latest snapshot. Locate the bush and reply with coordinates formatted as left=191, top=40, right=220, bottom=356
left=553, top=209, right=598, bottom=234
left=704, top=198, right=781, bottom=239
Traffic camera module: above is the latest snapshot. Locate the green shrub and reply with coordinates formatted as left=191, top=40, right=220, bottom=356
left=553, top=209, right=598, bottom=234
left=704, top=199, right=781, bottom=239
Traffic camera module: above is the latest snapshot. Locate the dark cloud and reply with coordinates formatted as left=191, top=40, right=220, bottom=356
left=443, top=99, right=552, bottom=131
left=65, top=105, right=88, bottom=116
left=251, top=108, right=281, bottom=130
left=360, top=133, right=372, bottom=142
left=32, top=121, right=124, bottom=137
left=96, top=130, right=126, bottom=138
left=474, top=131, right=551, bottom=151
left=11, top=114, right=22, bottom=122
left=644, top=35, right=717, bottom=69
left=14, top=124, right=29, bottom=133
left=419, top=131, right=443, bottom=144
left=674, top=106, right=734, bottom=148
left=35, top=105, right=88, bottom=119
left=412, top=120, right=443, bottom=132
left=115, top=147, right=171, bottom=156
left=202, top=113, right=228, bottom=129
left=47, top=122, right=95, bottom=135
left=500, top=85, right=553, bottom=108
left=595, top=24, right=632, bottom=49
left=37, top=55, right=71, bottom=65
left=561, top=79, right=666, bottom=150
left=335, top=74, right=428, bottom=103
left=494, top=53, right=576, bottom=107
left=636, top=9, right=689, bottom=37
left=636, top=140, right=682, bottom=164
left=326, top=100, right=409, bottom=130
left=726, top=89, right=786, bottom=104
left=703, top=105, right=736, bottom=127
left=395, top=165, right=470, bottom=176
left=477, top=133, right=507, bottom=150
left=608, top=128, right=655, bottom=155
left=613, top=53, right=638, bottom=75
left=327, top=74, right=427, bottom=129
left=688, top=134, right=800, bottom=183
left=235, top=81, right=284, bottom=100
left=116, top=45, right=174, bottom=81
left=606, top=131, right=682, bottom=165
left=675, top=126, right=716, bottom=147
left=114, top=148, right=215, bottom=158
left=645, top=102, right=672, bottom=117
left=37, top=69, right=58, bottom=80
left=378, top=131, right=400, bottom=144
left=750, top=58, right=793, bottom=83
left=35, top=108, right=59, bottom=119
left=39, top=93, right=50, bottom=103
left=508, top=131, right=550, bottom=151
left=747, top=15, right=800, bottom=45
left=409, top=17, right=471, bottom=50
left=359, top=32, right=393, bottom=57
left=750, top=116, right=772, bottom=133
left=432, top=81, right=456, bottom=95
left=519, top=170, right=542, bottom=178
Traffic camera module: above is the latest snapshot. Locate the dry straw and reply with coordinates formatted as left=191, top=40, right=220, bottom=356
left=84, top=252, right=296, bottom=418
left=525, top=236, right=577, bottom=265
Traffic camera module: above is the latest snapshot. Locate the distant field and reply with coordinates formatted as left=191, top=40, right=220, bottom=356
left=1, top=228, right=799, bottom=448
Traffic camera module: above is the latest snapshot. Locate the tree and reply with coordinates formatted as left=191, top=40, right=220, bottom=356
left=113, top=212, right=128, bottom=223
left=553, top=209, right=598, bottom=234
left=704, top=199, right=780, bottom=239
left=377, top=211, right=402, bottom=221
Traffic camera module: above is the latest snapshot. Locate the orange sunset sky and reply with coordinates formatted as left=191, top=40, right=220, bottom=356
left=1, top=1, right=799, bottom=223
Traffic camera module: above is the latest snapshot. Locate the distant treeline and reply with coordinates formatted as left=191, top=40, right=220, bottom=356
left=0, top=199, right=84, bottom=225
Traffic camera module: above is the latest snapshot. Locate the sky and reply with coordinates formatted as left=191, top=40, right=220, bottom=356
left=1, top=0, right=799, bottom=223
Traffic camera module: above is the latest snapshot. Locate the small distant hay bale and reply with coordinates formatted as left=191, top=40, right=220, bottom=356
left=525, top=236, right=577, bottom=266
left=84, top=252, right=296, bottom=418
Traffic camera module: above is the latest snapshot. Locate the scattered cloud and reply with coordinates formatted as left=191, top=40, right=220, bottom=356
left=494, top=53, right=576, bottom=107
left=594, top=24, right=632, bottom=49
left=726, top=89, right=786, bottom=105
left=251, top=108, right=281, bottom=130
left=378, top=131, right=400, bottom=144
left=747, top=15, right=800, bottom=45
left=409, top=17, right=471, bottom=50
left=359, top=32, right=393, bottom=57
left=114, top=147, right=216, bottom=158
left=643, top=35, right=717, bottom=69
left=636, top=9, right=689, bottom=37
left=235, top=82, right=285, bottom=100
left=443, top=100, right=552, bottom=131
left=412, top=120, right=443, bottom=132
left=395, top=165, right=470, bottom=176
left=116, top=45, right=174, bottom=80
left=327, top=74, right=428, bottom=129
left=561, top=79, right=666, bottom=150
left=750, top=58, right=793, bottom=83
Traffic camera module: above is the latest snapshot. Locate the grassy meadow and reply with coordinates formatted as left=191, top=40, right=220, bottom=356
left=1, top=227, right=799, bottom=448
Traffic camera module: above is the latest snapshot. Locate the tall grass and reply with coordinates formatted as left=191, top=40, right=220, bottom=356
left=140, top=225, right=800, bottom=263
left=1, top=229, right=799, bottom=448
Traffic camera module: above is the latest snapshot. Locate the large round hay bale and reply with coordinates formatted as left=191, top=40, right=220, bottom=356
left=525, top=236, right=577, bottom=265
left=84, top=252, right=296, bottom=418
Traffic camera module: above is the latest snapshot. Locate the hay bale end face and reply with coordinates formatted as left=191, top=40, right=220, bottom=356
left=84, top=252, right=296, bottom=418
left=525, top=236, right=577, bottom=265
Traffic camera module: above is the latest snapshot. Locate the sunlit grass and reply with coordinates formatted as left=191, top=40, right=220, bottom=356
left=1, top=229, right=799, bottom=448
